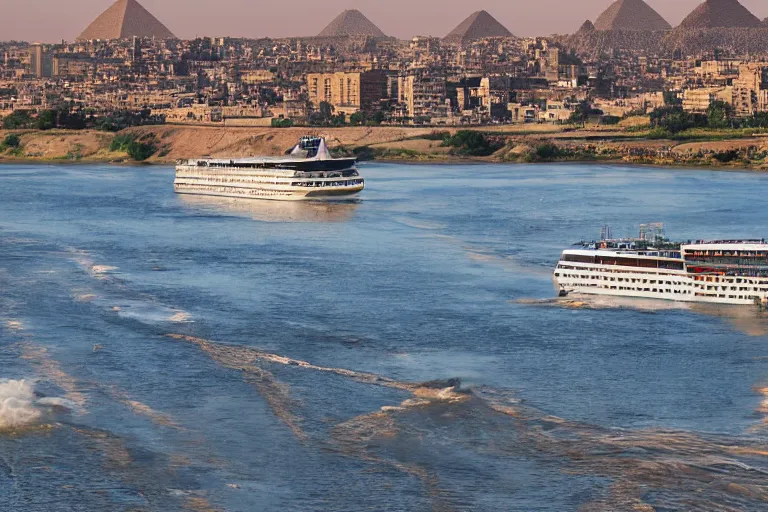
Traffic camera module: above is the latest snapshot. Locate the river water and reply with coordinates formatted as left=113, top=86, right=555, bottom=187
left=1, top=162, right=768, bottom=511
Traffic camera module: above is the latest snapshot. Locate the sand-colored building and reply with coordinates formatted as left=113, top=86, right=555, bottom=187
left=733, top=65, right=768, bottom=116
left=28, top=44, right=52, bottom=78
left=306, top=70, right=387, bottom=114
left=52, top=54, right=94, bottom=77
left=398, top=74, right=449, bottom=121
left=683, top=87, right=733, bottom=113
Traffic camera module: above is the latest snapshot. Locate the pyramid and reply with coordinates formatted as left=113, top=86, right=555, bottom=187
left=678, top=0, right=762, bottom=29
left=444, top=11, right=513, bottom=43
left=578, top=20, right=596, bottom=33
left=594, top=0, right=671, bottom=31
left=77, top=0, right=176, bottom=41
left=317, top=9, right=386, bottom=38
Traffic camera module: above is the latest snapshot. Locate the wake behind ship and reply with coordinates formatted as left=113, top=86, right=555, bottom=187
left=174, top=136, right=364, bottom=201
left=554, top=225, right=768, bottom=307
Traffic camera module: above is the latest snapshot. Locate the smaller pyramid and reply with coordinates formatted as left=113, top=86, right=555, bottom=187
left=594, top=0, right=671, bottom=31
left=678, top=0, right=762, bottom=29
left=444, top=11, right=513, bottom=43
left=77, top=0, right=175, bottom=41
left=578, top=20, right=596, bottom=33
left=317, top=9, right=386, bottom=38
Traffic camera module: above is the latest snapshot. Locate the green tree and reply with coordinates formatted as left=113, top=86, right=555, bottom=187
left=706, top=100, right=733, bottom=129
left=271, top=118, right=294, bottom=128
left=2, top=110, right=34, bottom=129
left=110, top=134, right=136, bottom=152
left=442, top=131, right=503, bottom=156
left=2, top=134, right=21, bottom=149
left=126, top=140, right=156, bottom=161
left=350, top=111, right=366, bottom=126
left=569, top=101, right=593, bottom=126
left=318, top=101, right=334, bottom=119
left=308, top=101, right=338, bottom=126
left=744, top=112, right=768, bottom=128
left=663, top=91, right=682, bottom=107
left=649, top=107, right=707, bottom=134
left=35, top=110, right=57, bottom=130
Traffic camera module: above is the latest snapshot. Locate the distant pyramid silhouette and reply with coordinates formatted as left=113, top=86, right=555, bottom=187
left=317, top=9, right=386, bottom=37
left=444, top=11, right=513, bottom=43
left=594, top=0, right=671, bottom=31
left=77, top=0, right=176, bottom=41
left=678, top=0, right=762, bottom=29
left=578, top=20, right=596, bottom=33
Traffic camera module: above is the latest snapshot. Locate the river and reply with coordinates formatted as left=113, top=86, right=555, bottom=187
left=1, top=162, right=768, bottom=511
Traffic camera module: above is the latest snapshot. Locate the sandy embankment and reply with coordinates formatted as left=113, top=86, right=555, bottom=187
left=2, top=124, right=768, bottom=169
left=0, top=125, right=443, bottom=164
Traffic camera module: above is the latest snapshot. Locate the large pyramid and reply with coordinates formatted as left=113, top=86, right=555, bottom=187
left=594, top=0, right=671, bottom=31
left=678, top=0, right=762, bottom=29
left=317, top=9, right=386, bottom=38
left=444, top=11, right=513, bottom=43
left=77, top=0, right=176, bottom=41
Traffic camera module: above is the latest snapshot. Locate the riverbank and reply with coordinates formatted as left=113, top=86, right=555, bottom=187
left=2, top=124, right=768, bottom=170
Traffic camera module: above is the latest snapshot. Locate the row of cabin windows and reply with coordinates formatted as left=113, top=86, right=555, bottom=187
left=558, top=262, right=768, bottom=285
left=557, top=264, right=680, bottom=277
left=556, top=272, right=684, bottom=286
left=177, top=184, right=289, bottom=196
left=556, top=270, right=768, bottom=294
left=183, top=177, right=291, bottom=185
left=556, top=274, right=689, bottom=295
left=182, top=177, right=362, bottom=188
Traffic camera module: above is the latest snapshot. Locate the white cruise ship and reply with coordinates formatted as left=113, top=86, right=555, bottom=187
left=554, top=226, right=768, bottom=306
left=174, top=136, right=364, bottom=201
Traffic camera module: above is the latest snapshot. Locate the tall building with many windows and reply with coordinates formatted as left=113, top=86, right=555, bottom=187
left=306, top=71, right=387, bottom=114
left=398, top=73, right=449, bottom=121
left=28, top=43, right=52, bottom=78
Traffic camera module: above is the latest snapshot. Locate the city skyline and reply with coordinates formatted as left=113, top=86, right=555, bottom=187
left=4, top=0, right=768, bottom=43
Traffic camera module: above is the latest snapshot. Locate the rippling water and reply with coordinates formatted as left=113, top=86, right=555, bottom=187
left=1, top=163, right=768, bottom=511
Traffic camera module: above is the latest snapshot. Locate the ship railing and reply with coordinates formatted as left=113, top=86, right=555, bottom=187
left=689, top=239, right=766, bottom=246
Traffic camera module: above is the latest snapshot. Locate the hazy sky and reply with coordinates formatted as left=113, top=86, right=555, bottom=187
left=2, top=0, right=767, bottom=42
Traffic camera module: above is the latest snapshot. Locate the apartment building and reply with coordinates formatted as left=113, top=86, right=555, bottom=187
left=28, top=44, right=52, bottom=78
left=398, top=73, right=449, bottom=121
left=306, top=70, right=387, bottom=114
left=732, top=65, right=768, bottom=116
left=683, top=87, right=733, bottom=113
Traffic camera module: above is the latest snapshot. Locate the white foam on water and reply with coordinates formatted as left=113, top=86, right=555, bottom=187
left=5, top=320, right=24, bottom=331
left=108, top=299, right=192, bottom=324
left=66, top=248, right=120, bottom=280
left=73, top=290, right=192, bottom=325
left=91, top=265, right=119, bottom=276
left=36, top=397, right=76, bottom=411
left=515, top=295, right=691, bottom=312
left=0, top=380, right=42, bottom=430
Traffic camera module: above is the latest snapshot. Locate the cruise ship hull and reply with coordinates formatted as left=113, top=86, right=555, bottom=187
left=555, top=275, right=764, bottom=306
left=174, top=163, right=364, bottom=202
left=555, top=256, right=768, bottom=306
left=173, top=182, right=365, bottom=201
